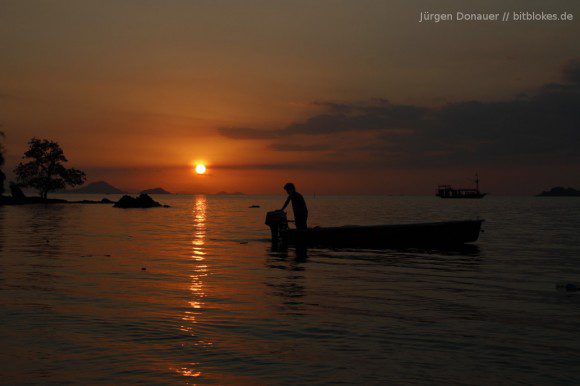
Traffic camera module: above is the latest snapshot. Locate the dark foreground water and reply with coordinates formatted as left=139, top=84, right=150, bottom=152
left=1, top=195, right=580, bottom=385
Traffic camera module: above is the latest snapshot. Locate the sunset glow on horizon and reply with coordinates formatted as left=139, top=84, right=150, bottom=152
left=0, top=1, right=578, bottom=195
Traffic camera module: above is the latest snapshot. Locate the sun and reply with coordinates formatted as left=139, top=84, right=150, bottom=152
left=195, top=164, right=206, bottom=174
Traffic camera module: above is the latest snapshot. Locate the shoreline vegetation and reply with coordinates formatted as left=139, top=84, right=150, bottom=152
left=0, top=137, right=164, bottom=208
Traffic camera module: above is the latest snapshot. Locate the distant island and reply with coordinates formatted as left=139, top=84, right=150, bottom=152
left=213, top=191, right=245, bottom=195
left=66, top=181, right=126, bottom=194
left=536, top=186, right=580, bottom=197
left=140, top=187, right=172, bottom=195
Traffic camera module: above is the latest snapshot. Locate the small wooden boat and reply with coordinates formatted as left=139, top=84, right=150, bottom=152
left=266, top=211, right=484, bottom=248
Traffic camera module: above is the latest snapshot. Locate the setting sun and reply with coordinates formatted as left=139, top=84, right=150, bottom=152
left=195, top=164, right=207, bottom=174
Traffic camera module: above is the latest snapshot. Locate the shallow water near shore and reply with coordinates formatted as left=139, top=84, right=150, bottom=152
left=1, top=195, right=580, bottom=384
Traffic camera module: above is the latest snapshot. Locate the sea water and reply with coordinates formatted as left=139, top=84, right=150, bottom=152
left=1, top=195, right=579, bottom=384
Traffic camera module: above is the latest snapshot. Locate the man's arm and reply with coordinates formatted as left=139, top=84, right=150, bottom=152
left=280, top=196, right=291, bottom=210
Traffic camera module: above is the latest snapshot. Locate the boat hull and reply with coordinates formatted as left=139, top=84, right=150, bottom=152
left=437, top=193, right=487, bottom=199
left=281, top=219, right=484, bottom=248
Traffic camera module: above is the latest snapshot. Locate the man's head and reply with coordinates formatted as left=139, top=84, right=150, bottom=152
left=283, top=182, right=296, bottom=193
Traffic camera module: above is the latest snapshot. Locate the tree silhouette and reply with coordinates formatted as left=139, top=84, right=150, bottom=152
left=14, top=138, right=86, bottom=199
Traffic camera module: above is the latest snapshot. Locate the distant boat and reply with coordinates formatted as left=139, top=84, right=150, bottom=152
left=265, top=211, right=484, bottom=248
left=437, top=173, right=486, bottom=199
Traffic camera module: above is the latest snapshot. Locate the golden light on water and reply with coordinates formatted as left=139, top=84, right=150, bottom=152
left=179, top=195, right=209, bottom=333
left=195, top=164, right=207, bottom=174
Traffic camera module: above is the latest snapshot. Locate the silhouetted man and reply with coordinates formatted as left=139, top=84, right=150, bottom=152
left=281, top=182, right=308, bottom=230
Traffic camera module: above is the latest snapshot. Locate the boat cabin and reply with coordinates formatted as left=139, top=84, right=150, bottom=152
left=436, top=185, right=484, bottom=198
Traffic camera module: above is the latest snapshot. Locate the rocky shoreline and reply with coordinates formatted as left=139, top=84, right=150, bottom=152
left=0, top=196, right=114, bottom=205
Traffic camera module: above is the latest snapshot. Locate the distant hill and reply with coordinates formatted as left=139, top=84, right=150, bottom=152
left=536, top=186, right=580, bottom=197
left=67, top=181, right=126, bottom=194
left=213, top=191, right=245, bottom=195
left=140, top=187, right=172, bottom=195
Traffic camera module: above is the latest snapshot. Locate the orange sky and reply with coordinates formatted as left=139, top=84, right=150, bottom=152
left=1, top=0, right=579, bottom=194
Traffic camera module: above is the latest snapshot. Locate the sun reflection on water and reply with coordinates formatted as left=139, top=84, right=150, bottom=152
left=177, top=196, right=209, bottom=380
left=171, top=363, right=202, bottom=383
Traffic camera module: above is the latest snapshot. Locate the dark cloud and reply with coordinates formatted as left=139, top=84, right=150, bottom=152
left=284, top=102, right=427, bottom=136
left=219, top=60, right=580, bottom=167
left=268, top=143, right=332, bottom=152
left=219, top=100, right=426, bottom=140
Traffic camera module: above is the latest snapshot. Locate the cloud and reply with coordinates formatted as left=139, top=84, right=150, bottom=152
left=268, top=143, right=332, bottom=152
left=218, top=100, right=426, bottom=139
left=218, top=60, right=580, bottom=167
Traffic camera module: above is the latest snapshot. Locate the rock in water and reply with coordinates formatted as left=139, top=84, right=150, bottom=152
left=556, top=283, right=580, bottom=292
left=114, top=194, right=163, bottom=208
left=537, top=187, right=580, bottom=197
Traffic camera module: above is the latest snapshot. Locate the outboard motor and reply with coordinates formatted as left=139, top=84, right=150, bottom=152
left=265, top=210, right=288, bottom=242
